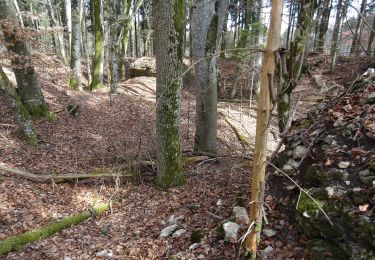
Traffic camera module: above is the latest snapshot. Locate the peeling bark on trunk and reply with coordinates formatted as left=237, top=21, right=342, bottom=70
left=0, top=0, right=50, bottom=118
left=192, top=0, right=228, bottom=154
left=69, top=0, right=82, bottom=90
left=154, top=0, right=185, bottom=189
left=0, top=67, right=37, bottom=145
left=245, top=0, right=283, bottom=256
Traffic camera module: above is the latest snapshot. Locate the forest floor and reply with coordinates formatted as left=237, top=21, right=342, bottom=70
left=0, top=53, right=370, bottom=259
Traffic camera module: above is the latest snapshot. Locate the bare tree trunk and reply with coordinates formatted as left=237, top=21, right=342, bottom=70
left=315, top=0, right=332, bottom=52
left=64, top=0, right=72, bottom=57
left=245, top=0, right=283, bottom=256
left=47, top=0, right=67, bottom=62
left=154, top=0, right=185, bottom=189
left=350, top=0, right=366, bottom=54
left=0, top=0, right=50, bottom=118
left=367, top=15, right=375, bottom=56
left=330, top=0, right=346, bottom=73
left=69, top=0, right=82, bottom=90
left=192, top=0, right=228, bottom=154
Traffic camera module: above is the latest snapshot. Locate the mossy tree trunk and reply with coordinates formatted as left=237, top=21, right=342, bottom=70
left=0, top=0, right=50, bottom=118
left=109, top=0, right=121, bottom=93
left=89, top=0, right=104, bottom=90
left=277, top=0, right=316, bottom=132
left=219, top=11, right=228, bottom=58
left=0, top=67, right=38, bottom=145
left=154, top=0, right=185, bottom=189
left=69, top=0, right=82, bottom=90
left=191, top=0, right=228, bottom=154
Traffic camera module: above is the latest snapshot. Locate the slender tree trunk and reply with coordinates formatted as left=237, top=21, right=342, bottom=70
left=64, top=0, right=72, bottom=57
left=330, top=0, right=346, bottom=73
left=192, top=0, right=228, bottom=154
left=0, top=67, right=38, bottom=145
left=231, top=0, right=254, bottom=98
left=47, top=0, right=67, bottom=62
left=315, top=0, right=331, bottom=52
left=90, top=0, right=104, bottom=90
left=367, top=15, right=375, bottom=56
left=220, top=10, right=228, bottom=58
left=245, top=0, right=283, bottom=256
left=109, top=0, right=121, bottom=93
left=0, top=0, right=50, bottom=118
left=81, top=4, right=92, bottom=86
left=278, top=0, right=316, bottom=132
left=69, top=0, right=82, bottom=90
left=134, top=7, right=139, bottom=57
left=350, top=0, right=366, bottom=54
left=154, top=0, right=185, bottom=189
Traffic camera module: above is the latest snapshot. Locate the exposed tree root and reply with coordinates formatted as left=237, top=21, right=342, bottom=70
left=0, top=203, right=108, bottom=256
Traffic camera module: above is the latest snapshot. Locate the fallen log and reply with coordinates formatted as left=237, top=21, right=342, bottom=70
left=0, top=164, right=132, bottom=183
left=0, top=203, right=108, bottom=256
left=220, top=113, right=254, bottom=149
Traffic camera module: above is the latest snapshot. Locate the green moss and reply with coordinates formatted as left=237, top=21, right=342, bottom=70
left=191, top=228, right=204, bottom=243
left=304, top=164, right=331, bottom=186
left=69, top=76, right=80, bottom=90
left=26, top=103, right=50, bottom=119
left=0, top=203, right=108, bottom=256
left=307, top=239, right=347, bottom=260
left=90, top=0, right=104, bottom=91
left=174, top=0, right=185, bottom=59
left=296, top=190, right=324, bottom=217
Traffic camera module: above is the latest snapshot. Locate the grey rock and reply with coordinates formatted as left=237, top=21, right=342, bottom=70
left=367, top=92, right=375, bottom=103
left=96, top=249, right=113, bottom=259
left=172, top=229, right=186, bottom=238
left=233, top=206, right=249, bottom=225
left=338, top=161, right=350, bottom=169
left=159, top=225, right=179, bottom=238
left=167, top=215, right=185, bottom=225
left=293, top=145, right=308, bottom=159
left=328, top=168, right=349, bottom=181
left=189, top=243, right=200, bottom=250
left=325, top=186, right=346, bottom=199
left=359, top=169, right=370, bottom=177
left=360, top=175, right=375, bottom=185
left=223, top=222, right=240, bottom=243
left=197, top=254, right=205, bottom=259
left=263, top=229, right=277, bottom=238
left=262, top=245, right=274, bottom=257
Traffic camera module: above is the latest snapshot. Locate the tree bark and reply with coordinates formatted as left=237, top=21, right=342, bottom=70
left=47, top=0, right=67, bottom=62
left=192, top=0, right=228, bottom=154
left=278, top=0, right=316, bottom=132
left=330, top=0, right=346, bottom=73
left=0, top=0, right=50, bottom=118
left=69, top=0, right=82, bottom=90
left=90, top=0, right=104, bottom=90
left=154, top=0, right=185, bottom=189
left=0, top=67, right=38, bottom=145
left=315, top=0, right=331, bottom=52
left=245, top=0, right=283, bottom=256
left=350, top=0, right=366, bottom=54
left=367, top=14, right=375, bottom=56
left=64, top=0, right=72, bottom=57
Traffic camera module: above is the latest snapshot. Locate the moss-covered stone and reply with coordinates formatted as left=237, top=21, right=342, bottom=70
left=304, top=164, right=331, bottom=186
left=307, top=239, right=348, bottom=260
